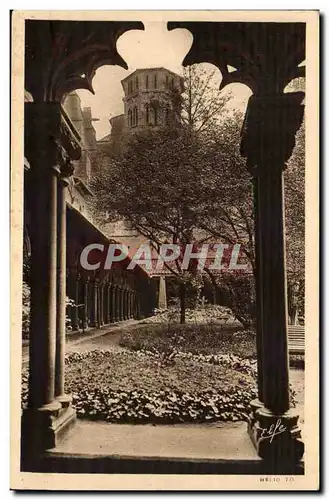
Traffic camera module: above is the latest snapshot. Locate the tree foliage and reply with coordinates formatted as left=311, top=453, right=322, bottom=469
left=91, top=70, right=305, bottom=326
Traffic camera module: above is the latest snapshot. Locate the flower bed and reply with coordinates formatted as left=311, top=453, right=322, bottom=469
left=120, top=322, right=256, bottom=359
left=21, top=349, right=258, bottom=423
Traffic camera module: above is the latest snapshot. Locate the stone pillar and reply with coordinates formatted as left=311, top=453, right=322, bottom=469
left=247, top=178, right=265, bottom=426
left=105, top=282, right=110, bottom=324
left=71, top=274, right=80, bottom=331
left=100, top=284, right=104, bottom=327
left=82, top=277, right=89, bottom=330
left=157, top=276, right=167, bottom=309
left=91, top=279, right=99, bottom=327
left=241, top=92, right=305, bottom=464
left=102, top=283, right=107, bottom=324
left=119, top=287, right=124, bottom=321
left=108, top=283, right=113, bottom=322
left=97, top=283, right=102, bottom=328
left=136, top=294, right=141, bottom=320
left=112, top=284, right=118, bottom=322
left=54, top=174, right=72, bottom=409
left=123, top=288, right=128, bottom=320
left=22, top=102, right=80, bottom=453
left=28, top=161, right=60, bottom=410
left=127, top=290, right=132, bottom=319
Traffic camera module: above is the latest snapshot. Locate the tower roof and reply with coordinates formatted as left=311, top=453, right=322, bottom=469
left=121, top=67, right=183, bottom=86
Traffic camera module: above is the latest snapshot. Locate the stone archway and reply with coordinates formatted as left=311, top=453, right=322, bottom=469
left=22, top=19, right=144, bottom=460
left=168, top=21, right=305, bottom=463
left=22, top=18, right=305, bottom=468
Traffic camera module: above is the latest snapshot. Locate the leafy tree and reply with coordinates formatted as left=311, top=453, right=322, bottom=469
left=91, top=72, right=305, bottom=326
left=171, top=64, right=232, bottom=133
left=91, top=127, right=214, bottom=324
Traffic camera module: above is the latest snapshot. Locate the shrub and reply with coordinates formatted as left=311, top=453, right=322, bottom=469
left=120, top=323, right=257, bottom=359
left=21, top=283, right=76, bottom=337
left=218, top=274, right=256, bottom=329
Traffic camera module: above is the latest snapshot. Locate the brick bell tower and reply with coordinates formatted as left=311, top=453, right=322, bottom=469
left=121, top=67, right=184, bottom=131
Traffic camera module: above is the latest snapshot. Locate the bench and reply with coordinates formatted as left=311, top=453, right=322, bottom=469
left=287, top=325, right=305, bottom=355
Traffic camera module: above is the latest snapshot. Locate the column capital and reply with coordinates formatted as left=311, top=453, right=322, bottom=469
left=240, top=92, right=304, bottom=176
left=24, top=102, right=81, bottom=177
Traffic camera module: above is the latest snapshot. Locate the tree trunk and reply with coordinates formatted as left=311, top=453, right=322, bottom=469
left=287, top=281, right=300, bottom=325
left=179, top=282, right=186, bottom=324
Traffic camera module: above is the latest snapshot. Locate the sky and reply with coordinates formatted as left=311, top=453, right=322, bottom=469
left=77, top=21, right=252, bottom=140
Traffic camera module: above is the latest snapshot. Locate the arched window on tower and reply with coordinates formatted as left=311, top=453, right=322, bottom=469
left=145, top=104, right=149, bottom=125
left=136, top=76, right=139, bottom=89
left=154, top=106, right=158, bottom=125
left=128, top=109, right=132, bottom=127
left=154, top=74, right=157, bottom=89
left=133, top=106, right=138, bottom=127
left=146, top=75, right=149, bottom=89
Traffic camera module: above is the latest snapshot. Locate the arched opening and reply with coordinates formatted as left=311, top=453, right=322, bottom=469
left=133, top=106, right=138, bottom=126
left=145, top=103, right=150, bottom=124
left=127, top=108, right=132, bottom=127
left=20, top=18, right=308, bottom=471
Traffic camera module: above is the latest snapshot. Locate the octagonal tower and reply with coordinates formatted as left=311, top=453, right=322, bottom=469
left=121, top=67, right=184, bottom=131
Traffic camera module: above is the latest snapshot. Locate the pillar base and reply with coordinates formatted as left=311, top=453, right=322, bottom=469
left=56, top=393, right=73, bottom=409
left=21, top=401, right=76, bottom=459
left=247, top=398, right=264, bottom=433
left=248, top=405, right=304, bottom=468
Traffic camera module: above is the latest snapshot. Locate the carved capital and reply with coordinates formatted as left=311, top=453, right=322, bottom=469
left=168, top=22, right=305, bottom=96
left=240, top=93, right=304, bottom=175
left=25, top=20, right=144, bottom=103
left=25, top=102, right=81, bottom=176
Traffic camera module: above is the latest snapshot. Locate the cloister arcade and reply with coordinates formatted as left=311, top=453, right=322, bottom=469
left=21, top=18, right=306, bottom=473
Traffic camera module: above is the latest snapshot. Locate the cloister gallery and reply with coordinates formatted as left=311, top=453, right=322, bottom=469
left=19, top=18, right=307, bottom=474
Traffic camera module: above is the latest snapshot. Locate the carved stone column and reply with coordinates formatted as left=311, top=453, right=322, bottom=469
left=127, top=289, right=132, bottom=319
left=119, top=287, right=124, bottom=321
left=112, top=284, right=118, bottom=322
left=83, top=277, right=89, bottom=330
left=107, top=282, right=112, bottom=322
left=123, top=288, right=128, bottom=320
left=136, top=294, right=141, bottom=320
left=105, top=283, right=110, bottom=324
left=96, top=283, right=102, bottom=328
left=241, top=92, right=305, bottom=464
left=55, top=165, right=74, bottom=411
left=99, top=284, right=104, bottom=327
left=72, top=273, right=80, bottom=331
left=247, top=177, right=265, bottom=426
left=22, top=102, right=80, bottom=453
left=91, top=280, right=99, bottom=328
left=133, top=291, right=137, bottom=319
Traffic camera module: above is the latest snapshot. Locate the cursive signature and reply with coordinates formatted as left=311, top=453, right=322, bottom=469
left=260, top=419, right=287, bottom=443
